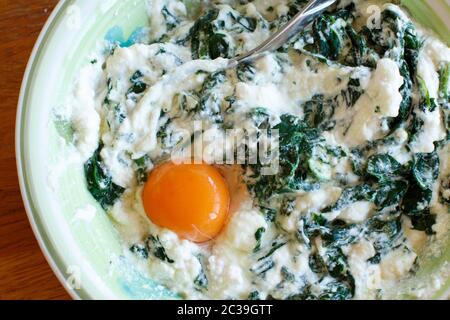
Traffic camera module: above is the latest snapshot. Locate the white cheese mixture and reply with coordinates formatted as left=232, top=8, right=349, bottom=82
left=62, top=0, right=450, bottom=300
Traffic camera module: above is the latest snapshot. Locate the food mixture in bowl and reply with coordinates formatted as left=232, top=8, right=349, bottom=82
left=62, top=0, right=450, bottom=299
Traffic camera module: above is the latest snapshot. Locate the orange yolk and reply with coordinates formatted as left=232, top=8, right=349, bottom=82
left=142, top=162, right=230, bottom=243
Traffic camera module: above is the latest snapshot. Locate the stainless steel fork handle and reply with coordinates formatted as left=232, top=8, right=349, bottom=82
left=228, top=0, right=337, bottom=67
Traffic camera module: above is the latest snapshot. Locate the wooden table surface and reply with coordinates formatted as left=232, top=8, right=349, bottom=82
left=0, top=0, right=71, bottom=300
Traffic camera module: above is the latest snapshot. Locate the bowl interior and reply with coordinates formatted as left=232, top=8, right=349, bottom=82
left=17, top=0, right=450, bottom=299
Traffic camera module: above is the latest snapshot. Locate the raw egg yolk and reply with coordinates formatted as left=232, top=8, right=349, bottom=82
left=142, top=162, right=230, bottom=243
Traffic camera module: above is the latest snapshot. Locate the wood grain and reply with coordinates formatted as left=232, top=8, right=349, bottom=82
left=0, top=0, right=71, bottom=300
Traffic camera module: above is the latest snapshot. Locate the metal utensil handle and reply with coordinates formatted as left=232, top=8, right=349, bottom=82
left=229, top=0, right=337, bottom=67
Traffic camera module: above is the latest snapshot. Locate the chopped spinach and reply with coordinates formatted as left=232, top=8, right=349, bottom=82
left=127, top=70, right=148, bottom=95
left=366, top=154, right=403, bottom=181
left=234, top=15, right=257, bottom=32
left=253, top=227, right=266, bottom=253
left=251, top=236, right=286, bottom=276
left=322, top=184, right=374, bottom=213
left=323, top=246, right=350, bottom=279
left=208, top=33, right=230, bottom=59
left=342, top=78, right=364, bottom=108
left=236, top=62, right=256, bottom=82
left=309, top=253, right=327, bottom=274
left=318, top=280, right=353, bottom=300
left=412, top=152, right=440, bottom=191
left=246, top=114, right=322, bottom=202
left=374, top=180, right=408, bottom=208
left=134, top=155, right=150, bottom=185
left=248, top=291, right=260, bottom=300
left=84, top=144, right=125, bottom=209
left=257, top=236, right=287, bottom=262
left=303, top=10, right=350, bottom=61
left=298, top=213, right=329, bottom=246
left=250, top=259, right=275, bottom=277
left=130, top=244, right=149, bottom=259
left=323, top=220, right=362, bottom=247
left=417, top=76, right=438, bottom=112
left=401, top=182, right=433, bottom=215
left=190, top=71, right=226, bottom=123
left=408, top=210, right=436, bottom=235
left=248, top=107, right=270, bottom=129
left=162, top=5, right=180, bottom=31
left=188, top=9, right=232, bottom=59
left=303, top=95, right=337, bottom=131
left=439, top=62, right=450, bottom=141
left=259, top=206, right=277, bottom=223
left=366, top=214, right=403, bottom=264
left=280, top=266, right=296, bottom=283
